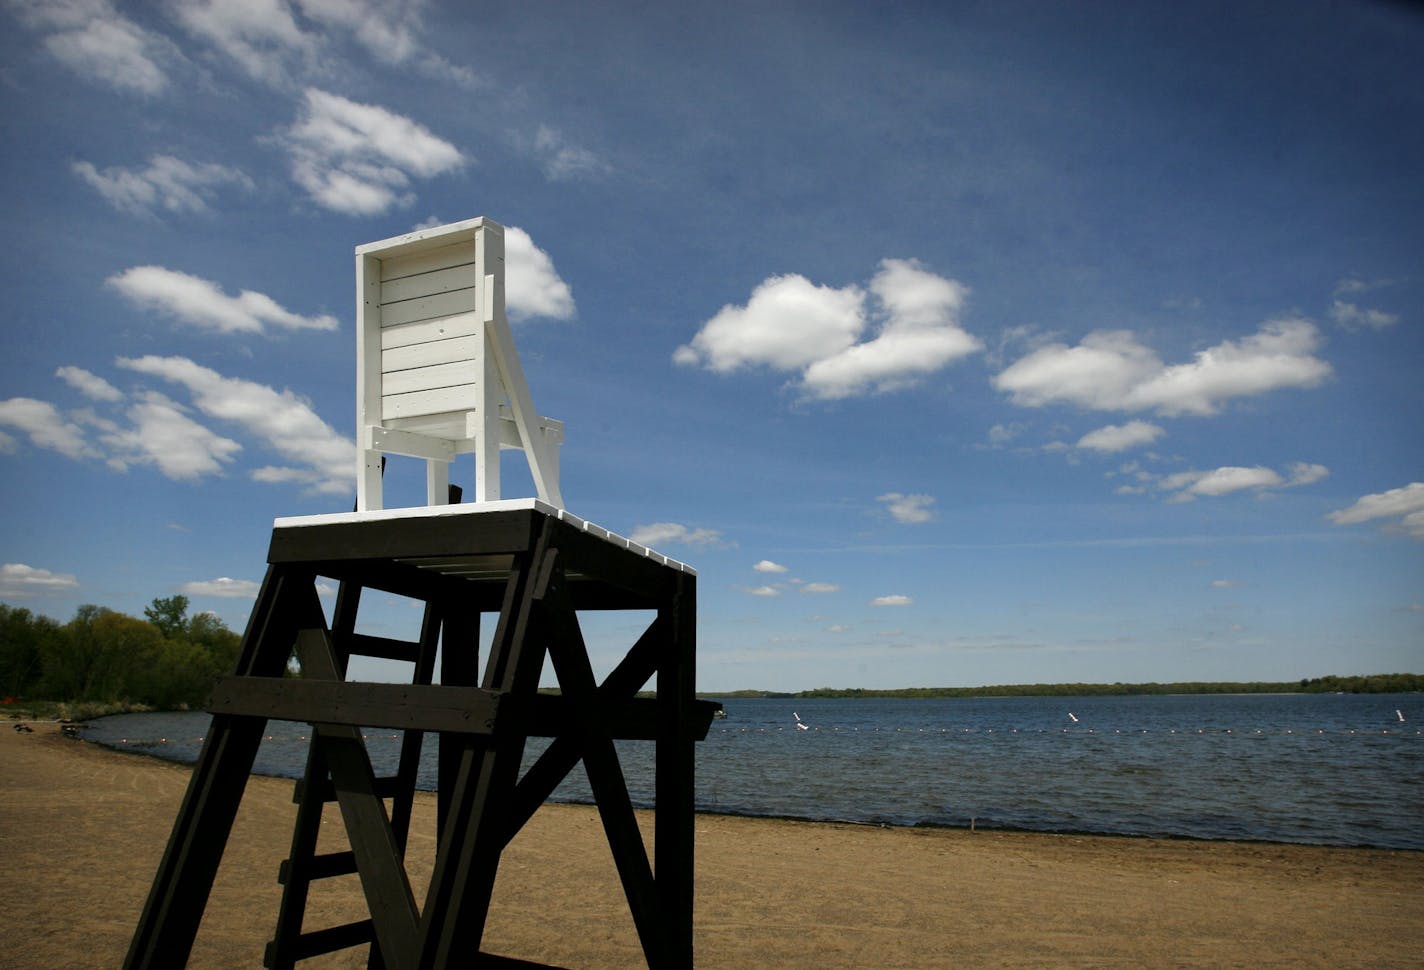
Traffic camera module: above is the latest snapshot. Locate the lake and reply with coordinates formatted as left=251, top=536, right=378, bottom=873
left=84, top=692, right=1422, bottom=850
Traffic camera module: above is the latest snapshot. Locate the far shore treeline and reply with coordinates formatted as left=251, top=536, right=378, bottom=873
left=3, top=599, right=1419, bottom=715
left=708, top=674, right=1424, bottom=699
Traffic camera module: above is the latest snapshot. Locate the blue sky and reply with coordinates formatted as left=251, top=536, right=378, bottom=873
left=1, top=0, right=1420, bottom=692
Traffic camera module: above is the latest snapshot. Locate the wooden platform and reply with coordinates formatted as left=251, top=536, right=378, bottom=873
left=126, top=501, right=710, bottom=969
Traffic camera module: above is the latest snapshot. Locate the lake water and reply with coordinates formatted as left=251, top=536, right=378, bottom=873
left=84, top=693, right=1423, bottom=850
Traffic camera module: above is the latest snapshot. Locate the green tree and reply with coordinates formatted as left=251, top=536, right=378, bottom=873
left=0, top=604, right=62, bottom=697
left=144, top=594, right=190, bottom=639
left=38, top=606, right=168, bottom=702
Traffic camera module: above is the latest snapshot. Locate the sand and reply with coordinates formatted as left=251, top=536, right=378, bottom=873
left=3, top=719, right=1421, bottom=968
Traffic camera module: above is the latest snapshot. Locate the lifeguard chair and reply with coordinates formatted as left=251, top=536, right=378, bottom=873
left=356, top=217, right=564, bottom=510
left=127, top=218, right=715, bottom=969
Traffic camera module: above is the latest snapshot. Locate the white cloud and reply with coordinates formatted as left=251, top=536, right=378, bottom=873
left=55, top=366, right=122, bottom=402
left=676, top=259, right=981, bottom=400
left=116, top=355, right=353, bottom=494
left=1284, top=462, right=1330, bottom=487
left=1211, top=579, right=1246, bottom=588
left=0, top=562, right=79, bottom=598
left=877, top=492, right=936, bottom=524
left=0, top=397, right=93, bottom=460
left=1329, top=299, right=1398, bottom=331
left=1159, top=465, right=1284, bottom=499
left=1146, top=462, right=1326, bottom=504
left=1328, top=482, right=1424, bottom=540
left=753, top=560, right=789, bottom=573
left=871, top=594, right=913, bottom=607
left=994, top=319, right=1331, bottom=416
left=295, top=0, right=418, bottom=64
left=675, top=274, right=864, bottom=373
left=628, top=522, right=725, bottom=548
left=180, top=576, right=261, bottom=598
left=1076, top=420, right=1164, bottom=453
left=280, top=88, right=463, bottom=215
left=505, top=226, right=575, bottom=321
left=8, top=0, right=169, bottom=93
left=172, top=0, right=315, bottom=86
left=101, top=391, right=243, bottom=480
left=107, top=265, right=339, bottom=335
left=800, top=582, right=840, bottom=594
left=802, top=260, right=981, bottom=399
left=73, top=155, right=253, bottom=216
left=741, top=585, right=781, bottom=597
left=531, top=125, right=608, bottom=181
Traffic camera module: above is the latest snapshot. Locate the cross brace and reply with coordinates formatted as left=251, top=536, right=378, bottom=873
left=125, top=507, right=712, bottom=969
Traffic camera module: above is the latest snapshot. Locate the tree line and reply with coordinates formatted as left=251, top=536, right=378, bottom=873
left=712, top=674, right=1424, bottom=700
left=0, top=596, right=241, bottom=710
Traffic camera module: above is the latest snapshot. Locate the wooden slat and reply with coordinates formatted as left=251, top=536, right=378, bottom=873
left=378, top=241, right=473, bottom=282
left=208, top=677, right=502, bottom=735
left=278, top=850, right=357, bottom=884
left=381, top=312, right=481, bottom=351
left=378, top=289, right=476, bottom=328
left=381, top=263, right=476, bottom=304
left=382, top=385, right=480, bottom=421
left=382, top=334, right=480, bottom=374
left=381, top=359, right=476, bottom=396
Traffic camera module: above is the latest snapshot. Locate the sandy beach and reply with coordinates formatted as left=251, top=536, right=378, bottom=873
left=3, top=720, right=1420, bottom=968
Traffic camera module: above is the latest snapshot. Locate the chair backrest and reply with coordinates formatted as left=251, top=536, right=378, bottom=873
left=354, top=218, right=563, bottom=511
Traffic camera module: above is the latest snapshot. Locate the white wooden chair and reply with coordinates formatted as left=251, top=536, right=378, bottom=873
left=355, top=217, right=564, bottom=511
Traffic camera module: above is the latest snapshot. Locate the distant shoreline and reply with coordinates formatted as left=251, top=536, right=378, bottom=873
left=702, top=673, right=1422, bottom=700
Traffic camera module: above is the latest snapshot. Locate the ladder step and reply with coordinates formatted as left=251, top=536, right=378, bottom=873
left=265, top=918, right=375, bottom=965
left=278, top=850, right=357, bottom=885
left=293, top=774, right=406, bottom=804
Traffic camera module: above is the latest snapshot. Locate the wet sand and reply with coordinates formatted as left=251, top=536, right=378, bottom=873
left=3, top=720, right=1421, bottom=968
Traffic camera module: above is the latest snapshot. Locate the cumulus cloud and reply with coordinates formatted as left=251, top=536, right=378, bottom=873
left=994, top=319, right=1331, bottom=416
left=754, top=560, right=789, bottom=573
left=100, top=390, right=243, bottom=480
left=800, top=582, right=840, bottom=594
left=73, top=155, right=253, bottom=216
left=7, top=0, right=170, bottom=93
left=675, top=259, right=980, bottom=400
left=1150, top=462, right=1329, bottom=503
left=505, top=226, right=575, bottom=321
left=55, top=366, right=122, bottom=402
left=628, top=522, right=725, bottom=548
left=0, top=562, right=79, bottom=598
left=116, top=355, right=352, bottom=493
left=107, top=266, right=338, bottom=335
left=871, top=594, right=913, bottom=607
left=279, top=88, right=463, bottom=215
left=1328, top=482, right=1424, bottom=540
left=180, top=576, right=261, bottom=598
left=0, top=397, right=93, bottom=460
left=878, top=492, right=936, bottom=524
left=1076, top=420, right=1164, bottom=453
left=740, top=585, right=781, bottom=597
left=802, top=260, right=981, bottom=399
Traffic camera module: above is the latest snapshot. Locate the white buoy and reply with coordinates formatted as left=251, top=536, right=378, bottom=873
left=1067, top=712, right=1079, bottom=723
